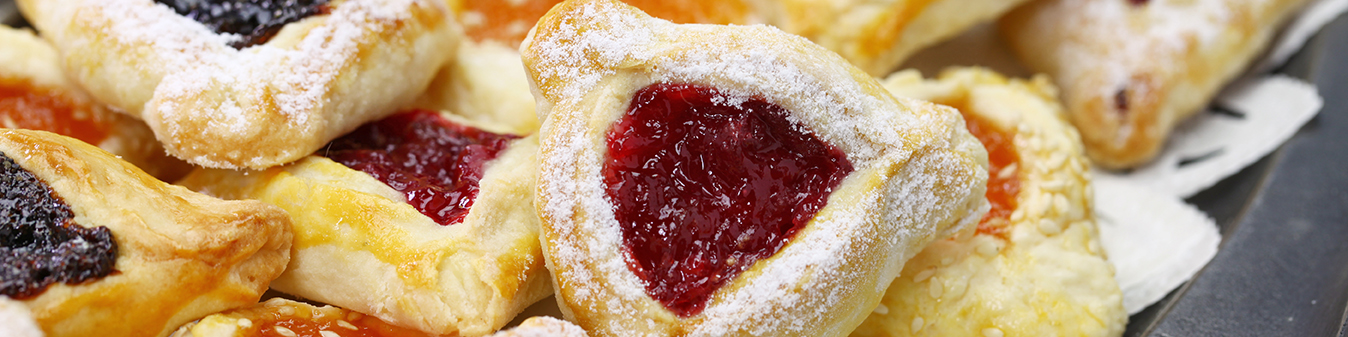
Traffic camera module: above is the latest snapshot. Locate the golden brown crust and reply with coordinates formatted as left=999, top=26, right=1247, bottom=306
left=0, top=129, right=292, bottom=337
left=17, top=0, right=460, bottom=169
left=759, top=0, right=1032, bottom=76
left=999, top=0, right=1310, bottom=169
left=522, top=1, right=988, bottom=335
left=0, top=25, right=190, bottom=180
left=852, top=68, right=1125, bottom=336
left=177, top=123, right=551, bottom=336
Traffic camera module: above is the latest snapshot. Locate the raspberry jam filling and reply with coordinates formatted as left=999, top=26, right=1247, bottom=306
left=0, top=79, right=109, bottom=146
left=325, top=110, right=518, bottom=226
left=604, top=83, right=853, bottom=317
left=1, top=152, right=118, bottom=299
left=156, top=0, right=332, bottom=49
left=963, top=113, right=1020, bottom=237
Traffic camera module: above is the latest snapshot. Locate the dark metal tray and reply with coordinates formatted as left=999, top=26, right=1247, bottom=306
left=3, top=3, right=1345, bottom=336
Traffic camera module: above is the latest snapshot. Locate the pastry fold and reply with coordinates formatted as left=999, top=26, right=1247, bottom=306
left=178, top=118, right=551, bottom=336
left=18, top=0, right=460, bottom=169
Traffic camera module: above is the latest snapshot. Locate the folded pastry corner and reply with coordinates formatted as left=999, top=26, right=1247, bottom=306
left=1000, top=0, right=1311, bottom=168
left=0, top=129, right=292, bottom=337
left=522, top=0, right=989, bottom=335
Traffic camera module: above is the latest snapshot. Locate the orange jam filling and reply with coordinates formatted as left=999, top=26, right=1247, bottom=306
left=243, top=303, right=428, bottom=337
left=963, top=113, right=1019, bottom=238
left=0, top=78, right=109, bottom=145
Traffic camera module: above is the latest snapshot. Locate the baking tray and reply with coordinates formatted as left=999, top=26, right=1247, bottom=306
left=2, top=2, right=1346, bottom=336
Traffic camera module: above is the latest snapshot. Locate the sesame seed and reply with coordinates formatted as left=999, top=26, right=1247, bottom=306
left=913, top=269, right=935, bottom=282
left=911, top=317, right=925, bottom=333
left=237, top=318, right=253, bottom=328
left=274, top=326, right=297, bottom=337
left=983, top=327, right=1004, bottom=337
left=873, top=303, right=889, bottom=315
left=320, top=331, right=340, bottom=337
left=336, top=320, right=358, bottom=330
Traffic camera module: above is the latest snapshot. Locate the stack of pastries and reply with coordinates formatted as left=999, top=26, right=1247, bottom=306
left=0, top=0, right=1308, bottom=336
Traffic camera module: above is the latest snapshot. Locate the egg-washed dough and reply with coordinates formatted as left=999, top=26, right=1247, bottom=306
left=0, top=25, right=190, bottom=180
left=16, top=0, right=460, bottom=169
left=853, top=68, right=1126, bottom=336
left=999, top=0, right=1310, bottom=169
left=0, top=129, right=292, bottom=337
left=169, top=298, right=433, bottom=337
left=177, top=116, right=551, bottom=337
left=522, top=1, right=989, bottom=335
left=760, top=0, right=1033, bottom=76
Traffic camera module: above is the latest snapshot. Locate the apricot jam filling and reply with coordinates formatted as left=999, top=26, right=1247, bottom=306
left=0, top=79, right=109, bottom=146
left=1, top=152, right=117, bottom=299
left=962, top=113, right=1020, bottom=237
left=604, top=83, right=853, bottom=317
left=156, top=0, right=332, bottom=48
left=325, top=110, right=518, bottom=226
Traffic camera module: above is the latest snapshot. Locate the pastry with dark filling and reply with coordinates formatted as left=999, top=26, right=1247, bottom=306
left=0, top=129, right=292, bottom=337
left=17, top=0, right=461, bottom=169
left=178, top=110, right=551, bottom=336
left=521, top=1, right=989, bottom=335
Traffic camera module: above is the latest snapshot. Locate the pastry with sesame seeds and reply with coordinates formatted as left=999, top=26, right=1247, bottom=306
left=522, top=0, right=989, bottom=335
left=852, top=68, right=1126, bottom=337
left=16, top=0, right=460, bottom=169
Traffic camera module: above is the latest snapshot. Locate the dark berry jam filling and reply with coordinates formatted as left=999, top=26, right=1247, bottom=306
left=1, top=152, right=117, bottom=300
left=604, top=83, right=853, bottom=317
left=962, top=113, right=1020, bottom=238
left=325, top=110, right=519, bottom=226
left=156, top=0, right=332, bottom=49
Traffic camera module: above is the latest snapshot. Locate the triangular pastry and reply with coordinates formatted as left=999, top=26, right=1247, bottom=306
left=522, top=0, right=989, bottom=335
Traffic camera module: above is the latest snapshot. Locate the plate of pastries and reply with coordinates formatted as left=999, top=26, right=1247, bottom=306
left=0, top=0, right=1318, bottom=336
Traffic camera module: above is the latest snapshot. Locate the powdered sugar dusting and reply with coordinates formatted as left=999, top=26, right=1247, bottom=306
left=1026, top=0, right=1236, bottom=107
left=525, top=0, right=988, bottom=334
left=63, top=0, right=437, bottom=168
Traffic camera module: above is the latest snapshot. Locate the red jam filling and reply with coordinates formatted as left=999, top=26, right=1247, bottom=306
left=325, top=110, right=518, bottom=226
left=604, top=83, right=853, bottom=317
left=963, top=113, right=1020, bottom=237
left=0, top=79, right=109, bottom=146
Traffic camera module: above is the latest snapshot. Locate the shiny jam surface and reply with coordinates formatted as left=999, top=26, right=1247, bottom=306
left=244, top=303, right=428, bottom=337
left=0, top=79, right=109, bottom=146
left=155, top=0, right=331, bottom=48
left=963, top=113, right=1020, bottom=237
left=325, top=110, right=518, bottom=226
left=604, top=84, right=853, bottom=317
left=1, top=152, right=117, bottom=299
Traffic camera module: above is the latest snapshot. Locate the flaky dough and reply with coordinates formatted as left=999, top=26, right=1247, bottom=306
left=0, top=129, right=292, bottom=337
left=18, top=0, right=460, bottom=169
